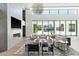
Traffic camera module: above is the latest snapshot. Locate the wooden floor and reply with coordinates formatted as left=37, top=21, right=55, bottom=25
left=0, top=39, right=26, bottom=56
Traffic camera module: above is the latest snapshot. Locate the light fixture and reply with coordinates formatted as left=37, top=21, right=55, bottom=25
left=32, top=3, right=43, bottom=14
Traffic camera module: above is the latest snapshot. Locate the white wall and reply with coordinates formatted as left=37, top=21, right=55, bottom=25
left=7, top=3, right=24, bottom=49
left=26, top=9, right=32, bottom=36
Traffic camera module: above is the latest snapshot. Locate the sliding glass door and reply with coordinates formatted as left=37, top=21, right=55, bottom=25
left=37, top=21, right=42, bottom=35
left=55, top=21, right=60, bottom=35
left=48, top=21, right=55, bottom=35
left=60, top=21, right=66, bottom=35
left=32, top=21, right=37, bottom=34
left=71, top=21, right=77, bottom=35
left=66, top=21, right=71, bottom=35
left=32, top=20, right=77, bottom=36
left=43, top=21, right=49, bottom=35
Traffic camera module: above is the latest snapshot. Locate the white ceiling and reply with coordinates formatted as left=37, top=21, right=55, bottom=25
left=7, top=3, right=79, bottom=9
left=25, top=3, right=79, bottom=8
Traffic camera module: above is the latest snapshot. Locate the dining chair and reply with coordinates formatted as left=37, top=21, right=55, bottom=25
left=48, top=44, right=54, bottom=55
left=41, top=42, right=48, bottom=56
left=26, top=44, right=39, bottom=56
left=66, top=37, right=71, bottom=46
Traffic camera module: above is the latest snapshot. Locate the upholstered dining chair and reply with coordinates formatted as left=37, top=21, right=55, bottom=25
left=41, top=42, right=48, bottom=56
left=26, top=44, right=39, bottom=56
left=48, top=44, right=54, bottom=55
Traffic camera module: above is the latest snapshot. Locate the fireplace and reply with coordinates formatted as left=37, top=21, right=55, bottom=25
left=13, top=33, right=20, bottom=37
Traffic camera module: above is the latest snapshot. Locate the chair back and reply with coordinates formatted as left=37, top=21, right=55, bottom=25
left=66, top=38, right=71, bottom=46
left=49, top=44, right=53, bottom=52
left=28, top=44, right=39, bottom=51
left=39, top=34, right=47, bottom=39
left=30, top=35, right=38, bottom=40
left=42, top=42, right=48, bottom=47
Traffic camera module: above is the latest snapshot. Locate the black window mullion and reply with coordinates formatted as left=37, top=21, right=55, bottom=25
left=59, top=20, right=61, bottom=36
left=70, top=20, right=72, bottom=36
left=65, top=20, right=66, bottom=36
left=48, top=20, right=49, bottom=35
left=42, top=20, right=43, bottom=34
left=55, top=21, right=56, bottom=35
left=54, top=20, right=55, bottom=35
left=76, top=20, right=77, bottom=36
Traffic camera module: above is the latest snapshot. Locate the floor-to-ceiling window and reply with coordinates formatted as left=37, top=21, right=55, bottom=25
left=37, top=21, right=42, bottom=35
left=48, top=21, right=55, bottom=35
left=32, top=9, right=77, bottom=36
left=32, top=20, right=77, bottom=36
left=32, top=21, right=37, bottom=34
left=60, top=21, right=66, bottom=35
left=71, top=21, right=77, bottom=35
left=66, top=20, right=77, bottom=36
left=66, top=21, right=72, bottom=35
left=55, top=21, right=60, bottom=35
left=43, top=21, right=49, bottom=35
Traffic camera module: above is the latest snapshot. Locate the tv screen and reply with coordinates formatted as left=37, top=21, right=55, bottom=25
left=11, top=16, right=21, bottom=29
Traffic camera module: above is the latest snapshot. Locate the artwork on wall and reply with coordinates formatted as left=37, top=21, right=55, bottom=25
left=69, top=23, right=75, bottom=32
left=56, top=24, right=64, bottom=31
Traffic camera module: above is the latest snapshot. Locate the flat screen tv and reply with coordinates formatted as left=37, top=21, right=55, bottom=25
left=11, top=16, right=21, bottom=29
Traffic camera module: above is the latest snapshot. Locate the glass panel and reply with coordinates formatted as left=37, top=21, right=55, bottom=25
left=66, top=21, right=71, bottom=35
left=42, top=10, right=49, bottom=14
left=49, top=21, right=55, bottom=35
left=32, top=21, right=38, bottom=34
left=43, top=21, right=49, bottom=35
left=50, top=9, right=58, bottom=14
left=55, top=21, right=60, bottom=35
left=32, top=20, right=77, bottom=36
left=60, top=21, right=65, bottom=36
left=71, top=21, right=76, bottom=35
left=59, top=9, right=68, bottom=14
left=68, top=9, right=77, bottom=14
left=37, top=21, right=42, bottom=35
